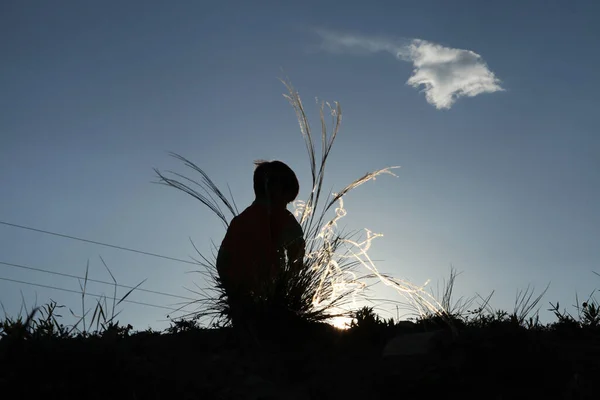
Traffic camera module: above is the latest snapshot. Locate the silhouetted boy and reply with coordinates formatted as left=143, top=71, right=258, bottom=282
left=216, top=160, right=305, bottom=328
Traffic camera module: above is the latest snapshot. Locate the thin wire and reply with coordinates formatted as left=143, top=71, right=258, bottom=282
left=0, top=220, right=201, bottom=266
left=0, top=260, right=196, bottom=302
left=0, top=276, right=183, bottom=312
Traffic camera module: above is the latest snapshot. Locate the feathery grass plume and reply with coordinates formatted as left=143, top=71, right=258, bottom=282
left=155, top=79, right=402, bottom=328
left=281, top=86, right=468, bottom=323
left=154, top=153, right=239, bottom=230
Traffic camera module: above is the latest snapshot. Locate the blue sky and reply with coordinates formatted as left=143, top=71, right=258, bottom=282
left=1, top=0, right=599, bottom=330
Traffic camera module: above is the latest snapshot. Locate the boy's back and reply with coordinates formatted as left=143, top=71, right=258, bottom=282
left=217, top=199, right=304, bottom=294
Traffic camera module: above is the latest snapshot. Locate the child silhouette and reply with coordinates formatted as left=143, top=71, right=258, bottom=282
left=216, top=160, right=305, bottom=325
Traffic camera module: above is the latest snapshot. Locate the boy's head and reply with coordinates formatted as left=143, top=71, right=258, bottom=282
left=253, top=160, right=299, bottom=205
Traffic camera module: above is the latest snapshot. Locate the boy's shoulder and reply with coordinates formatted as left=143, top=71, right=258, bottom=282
left=284, top=208, right=300, bottom=223
left=234, top=202, right=265, bottom=220
left=282, top=208, right=303, bottom=234
left=232, top=202, right=301, bottom=227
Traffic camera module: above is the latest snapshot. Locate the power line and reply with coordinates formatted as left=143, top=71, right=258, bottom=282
left=0, top=276, right=186, bottom=312
left=0, top=260, right=196, bottom=302
left=0, top=220, right=203, bottom=266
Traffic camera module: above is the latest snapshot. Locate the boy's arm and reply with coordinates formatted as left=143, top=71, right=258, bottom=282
left=216, top=217, right=238, bottom=288
left=283, top=214, right=305, bottom=272
left=216, top=243, right=230, bottom=279
left=287, top=237, right=305, bottom=272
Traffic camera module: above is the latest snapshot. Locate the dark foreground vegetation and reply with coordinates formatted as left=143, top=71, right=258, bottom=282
left=2, top=297, right=600, bottom=400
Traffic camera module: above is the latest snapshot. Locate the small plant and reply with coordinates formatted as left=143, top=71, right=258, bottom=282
left=101, top=322, right=134, bottom=339
left=547, top=300, right=581, bottom=336
left=166, top=314, right=203, bottom=334
left=580, top=300, right=600, bottom=327
left=573, top=289, right=600, bottom=328
left=509, top=284, right=549, bottom=326
left=29, top=300, right=70, bottom=339
left=547, top=274, right=600, bottom=332
left=67, top=257, right=145, bottom=336
left=0, top=306, right=38, bottom=340
left=350, top=306, right=393, bottom=329
left=410, top=267, right=473, bottom=333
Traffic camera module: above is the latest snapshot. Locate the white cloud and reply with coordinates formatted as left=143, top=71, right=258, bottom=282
left=315, top=29, right=504, bottom=109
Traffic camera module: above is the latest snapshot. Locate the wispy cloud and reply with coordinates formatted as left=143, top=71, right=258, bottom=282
left=315, top=29, right=504, bottom=109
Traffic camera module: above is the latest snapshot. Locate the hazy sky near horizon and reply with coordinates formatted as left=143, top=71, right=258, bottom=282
left=1, top=0, right=599, bottom=330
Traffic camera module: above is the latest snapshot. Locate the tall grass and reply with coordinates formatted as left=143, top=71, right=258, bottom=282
left=154, top=79, right=402, bottom=328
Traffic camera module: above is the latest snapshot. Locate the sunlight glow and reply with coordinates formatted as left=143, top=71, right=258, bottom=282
left=293, top=191, right=448, bottom=323
left=329, top=316, right=352, bottom=330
